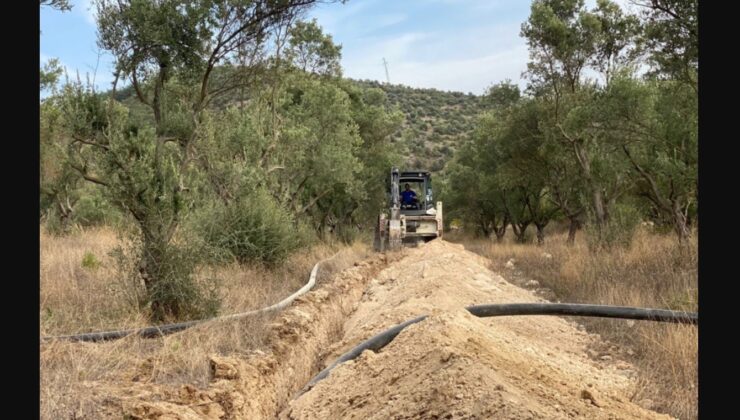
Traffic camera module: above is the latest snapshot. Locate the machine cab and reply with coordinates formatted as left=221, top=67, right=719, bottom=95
left=389, top=168, right=437, bottom=216
left=376, top=167, right=443, bottom=251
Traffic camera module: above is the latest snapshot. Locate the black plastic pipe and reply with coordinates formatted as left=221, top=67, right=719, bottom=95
left=466, top=303, right=697, bottom=324
left=41, top=256, right=329, bottom=344
left=41, top=320, right=202, bottom=343
left=300, top=303, right=697, bottom=393
left=306, top=315, right=428, bottom=388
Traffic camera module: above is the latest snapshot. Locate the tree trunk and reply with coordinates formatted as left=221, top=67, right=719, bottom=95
left=573, top=141, right=608, bottom=237
left=494, top=222, right=508, bottom=243
left=535, top=223, right=546, bottom=246
left=512, top=223, right=529, bottom=243
left=567, top=217, right=580, bottom=246
left=135, top=214, right=180, bottom=322
left=138, top=233, right=167, bottom=321
left=152, top=63, right=169, bottom=129
left=479, top=220, right=491, bottom=238
left=56, top=197, right=74, bottom=233
left=672, top=202, right=690, bottom=244
left=592, top=188, right=607, bottom=228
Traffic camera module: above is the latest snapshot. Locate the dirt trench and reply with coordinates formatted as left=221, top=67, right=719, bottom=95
left=90, top=240, right=674, bottom=419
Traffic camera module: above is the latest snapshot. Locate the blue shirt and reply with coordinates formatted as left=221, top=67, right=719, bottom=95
left=401, top=190, right=417, bottom=204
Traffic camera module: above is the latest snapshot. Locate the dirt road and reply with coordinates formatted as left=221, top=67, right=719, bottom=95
left=98, top=240, right=673, bottom=419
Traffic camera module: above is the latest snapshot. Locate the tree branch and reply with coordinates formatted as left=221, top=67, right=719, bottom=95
left=69, top=162, right=109, bottom=187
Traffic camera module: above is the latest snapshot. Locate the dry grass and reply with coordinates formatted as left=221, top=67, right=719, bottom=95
left=41, top=225, right=698, bottom=419
left=40, top=226, right=372, bottom=419
left=447, top=226, right=698, bottom=420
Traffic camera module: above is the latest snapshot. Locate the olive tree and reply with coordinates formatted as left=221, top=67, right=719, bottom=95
left=61, top=0, right=327, bottom=321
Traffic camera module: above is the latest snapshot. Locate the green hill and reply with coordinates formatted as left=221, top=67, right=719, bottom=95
left=352, top=79, right=485, bottom=172
left=111, top=76, right=486, bottom=173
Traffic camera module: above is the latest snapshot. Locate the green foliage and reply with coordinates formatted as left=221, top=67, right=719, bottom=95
left=340, top=82, right=404, bottom=226
left=639, top=0, right=697, bottom=88
left=483, top=80, right=521, bottom=108
left=110, top=232, right=220, bottom=322
left=352, top=79, right=484, bottom=172
left=584, top=202, right=641, bottom=250
left=447, top=0, right=696, bottom=246
left=40, top=58, right=65, bottom=92
left=522, top=0, right=639, bottom=91
left=195, top=190, right=307, bottom=265
left=73, top=185, right=124, bottom=227
left=39, top=0, right=698, bottom=330
left=81, top=251, right=101, bottom=270
left=605, top=76, right=697, bottom=241
left=40, top=95, right=82, bottom=233
left=286, top=19, right=342, bottom=77
left=442, top=115, right=510, bottom=239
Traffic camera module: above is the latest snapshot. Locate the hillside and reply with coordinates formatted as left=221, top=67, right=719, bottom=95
left=111, top=77, right=486, bottom=173
left=352, top=79, right=485, bottom=171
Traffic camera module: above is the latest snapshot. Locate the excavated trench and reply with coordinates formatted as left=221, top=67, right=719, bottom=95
left=90, top=240, right=679, bottom=419
left=88, top=250, right=402, bottom=419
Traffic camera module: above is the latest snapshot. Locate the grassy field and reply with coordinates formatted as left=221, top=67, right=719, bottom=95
left=40, top=226, right=371, bottom=418
left=447, top=226, right=698, bottom=420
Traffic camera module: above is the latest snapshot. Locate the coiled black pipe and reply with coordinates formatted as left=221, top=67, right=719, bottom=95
left=301, top=303, right=697, bottom=393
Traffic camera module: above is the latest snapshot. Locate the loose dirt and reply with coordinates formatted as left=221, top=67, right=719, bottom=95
left=72, top=240, right=674, bottom=419
left=284, top=240, right=670, bottom=419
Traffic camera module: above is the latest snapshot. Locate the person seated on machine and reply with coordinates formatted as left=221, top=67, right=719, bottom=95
left=401, top=183, right=418, bottom=209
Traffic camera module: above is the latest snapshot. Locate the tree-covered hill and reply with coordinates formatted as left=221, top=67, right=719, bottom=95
left=352, top=79, right=485, bottom=172
left=111, top=77, right=487, bottom=173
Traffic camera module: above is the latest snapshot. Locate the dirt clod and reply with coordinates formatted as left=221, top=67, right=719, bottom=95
left=581, top=389, right=601, bottom=407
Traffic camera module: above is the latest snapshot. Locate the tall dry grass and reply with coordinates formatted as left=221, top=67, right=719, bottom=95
left=40, top=226, right=372, bottom=419
left=447, top=226, right=698, bottom=420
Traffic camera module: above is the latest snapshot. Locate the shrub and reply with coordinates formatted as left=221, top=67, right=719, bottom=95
left=195, top=190, right=307, bottom=265
left=585, top=203, right=641, bottom=250
left=74, top=188, right=123, bottom=228
left=110, top=231, right=220, bottom=322
left=81, top=251, right=100, bottom=270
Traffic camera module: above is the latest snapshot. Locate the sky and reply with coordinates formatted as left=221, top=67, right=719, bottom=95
left=308, top=0, right=533, bottom=94
left=40, top=0, right=638, bottom=96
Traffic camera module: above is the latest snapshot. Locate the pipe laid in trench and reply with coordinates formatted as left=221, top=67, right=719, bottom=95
left=301, top=303, right=697, bottom=393
left=41, top=253, right=333, bottom=343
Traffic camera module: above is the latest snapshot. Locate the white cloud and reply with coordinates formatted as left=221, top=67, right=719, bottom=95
left=424, top=0, right=510, bottom=13
left=339, top=20, right=529, bottom=94
left=374, top=13, right=407, bottom=29
left=365, top=45, right=528, bottom=94
left=357, top=32, right=430, bottom=61
left=313, top=9, right=407, bottom=39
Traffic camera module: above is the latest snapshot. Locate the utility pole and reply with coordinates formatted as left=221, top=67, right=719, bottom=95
left=382, top=57, right=390, bottom=85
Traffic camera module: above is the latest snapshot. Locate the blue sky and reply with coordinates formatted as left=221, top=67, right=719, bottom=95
left=40, top=0, right=634, bottom=95
left=40, top=0, right=115, bottom=91
left=308, top=0, right=532, bottom=94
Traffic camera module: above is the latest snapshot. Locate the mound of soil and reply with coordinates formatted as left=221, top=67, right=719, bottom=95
left=283, top=241, right=671, bottom=419
left=74, top=240, right=673, bottom=419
